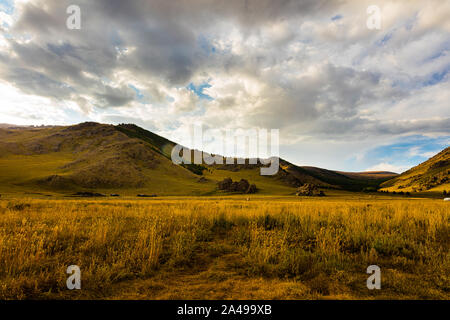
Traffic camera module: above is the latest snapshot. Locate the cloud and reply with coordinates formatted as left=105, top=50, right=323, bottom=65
left=365, top=163, right=409, bottom=174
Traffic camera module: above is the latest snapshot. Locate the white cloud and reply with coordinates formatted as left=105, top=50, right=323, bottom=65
left=408, top=146, right=442, bottom=159
left=365, top=163, right=410, bottom=174
left=0, top=81, right=84, bottom=125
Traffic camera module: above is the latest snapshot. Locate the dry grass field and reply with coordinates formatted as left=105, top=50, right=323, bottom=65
left=0, top=196, right=448, bottom=300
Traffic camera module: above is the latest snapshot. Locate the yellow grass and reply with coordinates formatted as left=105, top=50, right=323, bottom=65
left=0, top=197, right=448, bottom=299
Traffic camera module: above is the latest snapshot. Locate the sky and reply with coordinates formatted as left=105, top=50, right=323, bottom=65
left=0, top=0, right=449, bottom=173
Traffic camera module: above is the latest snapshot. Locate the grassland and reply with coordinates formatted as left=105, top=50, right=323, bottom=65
left=0, top=195, right=448, bottom=300
left=0, top=151, right=293, bottom=197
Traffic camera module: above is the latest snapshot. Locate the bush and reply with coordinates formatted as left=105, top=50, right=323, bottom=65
left=7, top=202, right=31, bottom=211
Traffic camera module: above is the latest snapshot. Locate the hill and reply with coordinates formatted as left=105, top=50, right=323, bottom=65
left=0, top=123, right=211, bottom=195
left=0, top=122, right=400, bottom=196
left=298, top=166, right=397, bottom=191
left=380, top=147, right=450, bottom=192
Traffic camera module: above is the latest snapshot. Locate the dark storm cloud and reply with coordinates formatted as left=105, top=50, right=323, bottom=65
left=3, top=0, right=339, bottom=100
left=88, top=0, right=336, bottom=29
left=3, top=66, right=73, bottom=99
left=243, top=63, right=399, bottom=129
left=95, top=85, right=135, bottom=107
left=309, top=117, right=450, bottom=138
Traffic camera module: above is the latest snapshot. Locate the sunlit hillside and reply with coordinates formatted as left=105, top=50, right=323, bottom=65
left=0, top=123, right=398, bottom=197
left=380, top=147, right=450, bottom=193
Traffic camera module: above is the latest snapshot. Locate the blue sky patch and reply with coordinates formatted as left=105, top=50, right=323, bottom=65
left=0, top=0, right=14, bottom=14
left=128, top=84, right=147, bottom=104
left=424, top=65, right=450, bottom=86
left=187, top=82, right=213, bottom=100
left=331, top=14, right=342, bottom=21
left=378, top=32, right=393, bottom=46
left=198, top=35, right=217, bottom=56
left=364, top=135, right=449, bottom=170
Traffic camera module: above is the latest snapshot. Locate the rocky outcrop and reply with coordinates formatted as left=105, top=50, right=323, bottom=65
left=217, top=178, right=257, bottom=194
left=73, top=191, right=106, bottom=197
left=296, top=183, right=325, bottom=196
left=38, top=175, right=73, bottom=189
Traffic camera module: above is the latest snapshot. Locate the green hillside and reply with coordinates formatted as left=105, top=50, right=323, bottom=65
left=0, top=122, right=407, bottom=196
left=0, top=123, right=208, bottom=196
left=380, top=147, right=450, bottom=192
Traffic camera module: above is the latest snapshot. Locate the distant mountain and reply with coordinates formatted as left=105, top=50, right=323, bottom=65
left=297, top=166, right=397, bottom=191
left=380, top=147, right=449, bottom=192
left=0, top=122, right=400, bottom=195
left=0, top=123, right=31, bottom=129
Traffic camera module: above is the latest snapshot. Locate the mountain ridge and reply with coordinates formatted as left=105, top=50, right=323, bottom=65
left=0, top=122, right=415, bottom=195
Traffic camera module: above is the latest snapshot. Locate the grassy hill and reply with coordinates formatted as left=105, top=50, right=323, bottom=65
left=380, top=147, right=450, bottom=193
left=0, top=123, right=210, bottom=196
left=297, top=166, right=396, bottom=191
left=0, top=122, right=401, bottom=196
